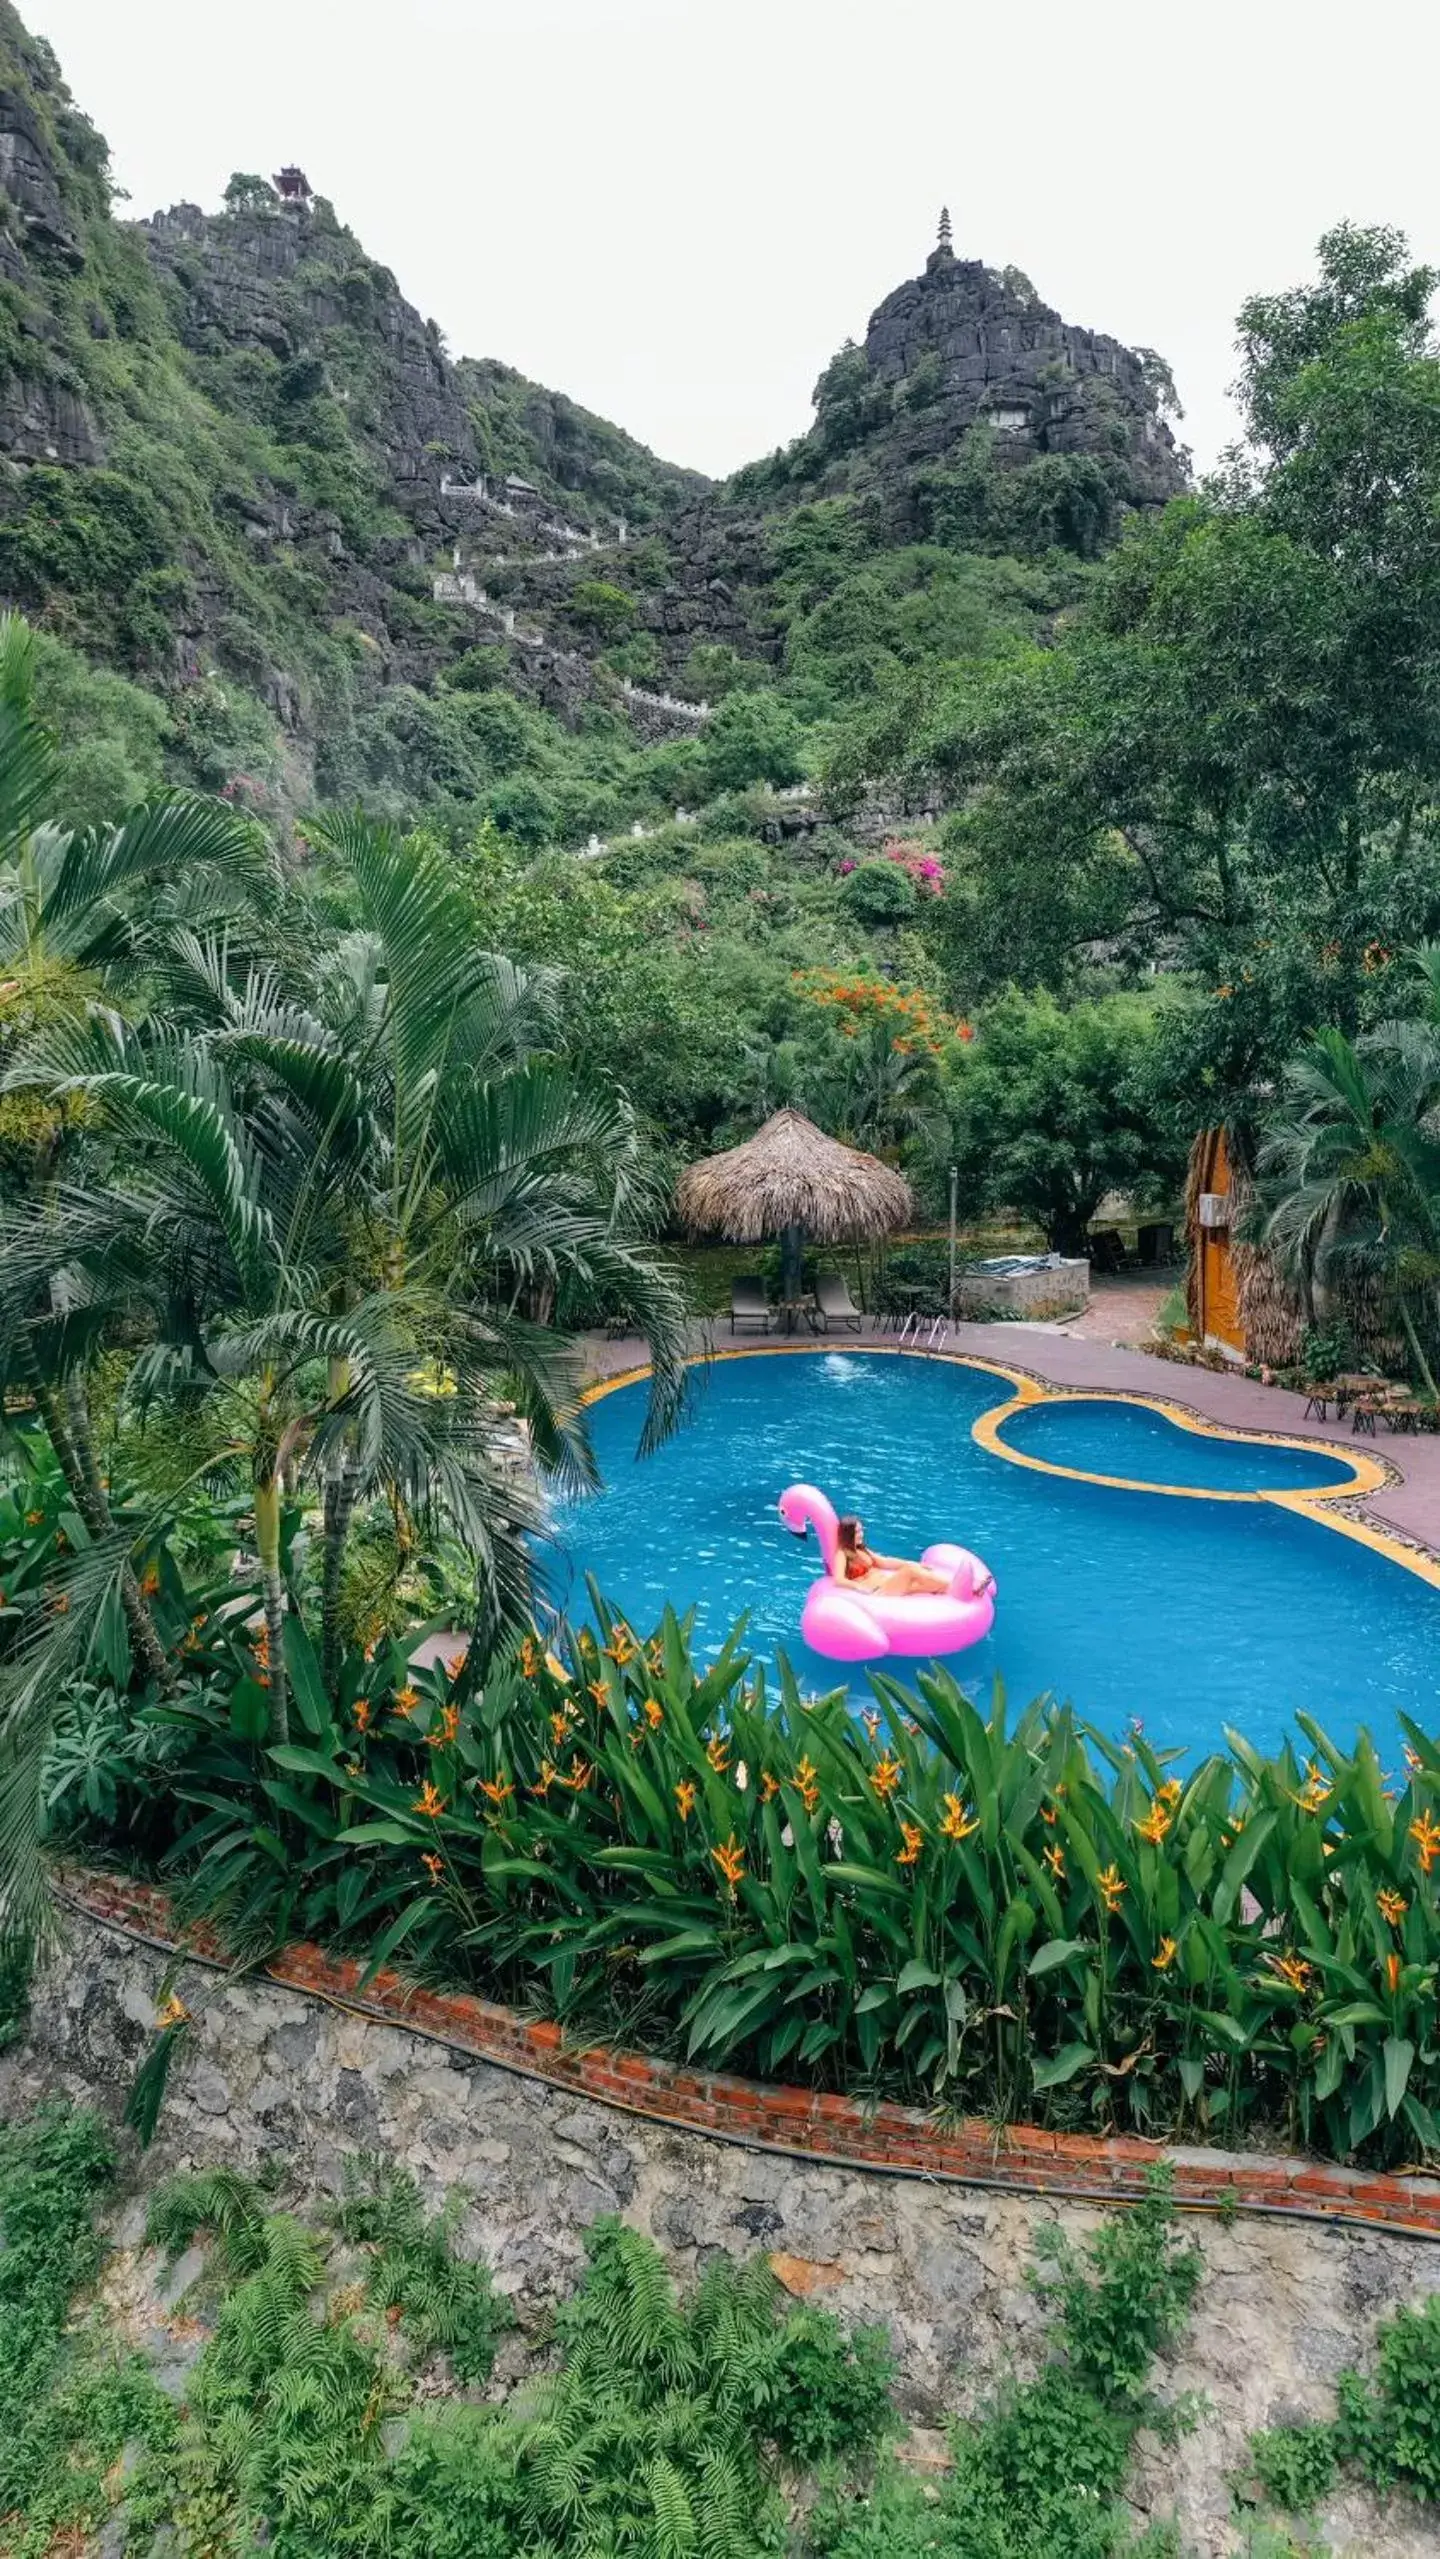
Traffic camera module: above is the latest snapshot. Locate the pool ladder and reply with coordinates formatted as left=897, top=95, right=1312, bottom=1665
left=897, top=1313, right=952, bottom=1356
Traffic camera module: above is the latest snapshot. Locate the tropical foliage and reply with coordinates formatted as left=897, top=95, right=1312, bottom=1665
left=4, top=2100, right=1214, bottom=2559
left=18, top=1541, right=1440, bottom=2170
left=1255, top=945, right=1440, bottom=1393
left=0, top=625, right=688, bottom=1946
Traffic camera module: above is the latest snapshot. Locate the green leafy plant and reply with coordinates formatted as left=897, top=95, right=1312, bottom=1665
left=810, top=2171, right=1197, bottom=2559
left=1335, top=2292, right=1440, bottom=2503
left=0, top=2104, right=175, bottom=2557
left=1249, top=2419, right=1340, bottom=2513
left=334, top=2153, right=509, bottom=2384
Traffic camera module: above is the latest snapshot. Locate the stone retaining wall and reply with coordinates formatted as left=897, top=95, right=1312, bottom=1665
left=6, top=1881, right=1440, bottom=2558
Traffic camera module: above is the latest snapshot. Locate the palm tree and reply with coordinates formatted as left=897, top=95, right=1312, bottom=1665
left=0, top=611, right=268, bottom=1689
left=1255, top=949, right=1440, bottom=1393
left=5, top=819, right=689, bottom=1749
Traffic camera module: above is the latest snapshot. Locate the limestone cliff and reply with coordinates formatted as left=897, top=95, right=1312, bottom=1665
left=0, top=0, right=1188, bottom=825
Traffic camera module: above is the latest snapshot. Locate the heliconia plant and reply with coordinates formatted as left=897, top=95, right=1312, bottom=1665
left=107, top=1585, right=1440, bottom=2170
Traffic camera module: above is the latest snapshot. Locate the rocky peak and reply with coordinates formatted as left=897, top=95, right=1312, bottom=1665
left=859, top=228, right=1186, bottom=502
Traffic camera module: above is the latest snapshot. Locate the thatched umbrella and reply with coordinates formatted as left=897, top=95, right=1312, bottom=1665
left=676, top=1108, right=912, bottom=1304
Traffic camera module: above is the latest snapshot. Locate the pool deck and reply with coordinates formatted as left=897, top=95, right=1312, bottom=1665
left=584, top=1313, right=1440, bottom=1565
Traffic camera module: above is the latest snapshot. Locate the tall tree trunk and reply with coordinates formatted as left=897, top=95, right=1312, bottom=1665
left=320, top=1462, right=358, bottom=1693
left=319, top=1353, right=356, bottom=1696
left=33, top=1377, right=171, bottom=1691
left=1398, top=1294, right=1440, bottom=1403
left=252, top=1475, right=289, bottom=1745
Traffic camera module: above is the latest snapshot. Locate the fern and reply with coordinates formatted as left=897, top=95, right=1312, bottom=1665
left=646, top=2449, right=701, bottom=2558
left=334, top=2153, right=506, bottom=2383
left=145, top=2163, right=272, bottom=2275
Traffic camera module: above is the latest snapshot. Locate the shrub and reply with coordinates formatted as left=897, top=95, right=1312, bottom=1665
left=1250, top=2419, right=1340, bottom=2512
left=841, top=857, right=919, bottom=925
left=703, top=689, right=807, bottom=792
left=1336, top=2293, right=1440, bottom=2503
left=763, top=2307, right=896, bottom=2466
left=567, top=577, right=639, bottom=642
left=445, top=644, right=510, bottom=692
left=1299, top=1321, right=1357, bottom=1383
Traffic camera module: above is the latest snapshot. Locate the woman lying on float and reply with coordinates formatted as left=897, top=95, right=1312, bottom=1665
left=778, top=1483, right=996, bottom=1663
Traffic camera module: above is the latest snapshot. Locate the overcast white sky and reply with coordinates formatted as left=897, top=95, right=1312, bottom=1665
left=24, top=0, right=1440, bottom=482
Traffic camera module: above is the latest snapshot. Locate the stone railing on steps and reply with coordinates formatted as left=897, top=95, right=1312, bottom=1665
left=58, top=1867, right=1440, bottom=2241
left=429, top=574, right=711, bottom=728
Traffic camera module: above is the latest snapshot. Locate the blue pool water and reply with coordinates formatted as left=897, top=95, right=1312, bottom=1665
left=543, top=1353, right=1440, bottom=1758
left=997, top=1396, right=1360, bottom=1494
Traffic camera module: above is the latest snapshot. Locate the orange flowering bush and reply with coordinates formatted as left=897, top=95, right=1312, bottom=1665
left=792, top=970, right=968, bottom=1061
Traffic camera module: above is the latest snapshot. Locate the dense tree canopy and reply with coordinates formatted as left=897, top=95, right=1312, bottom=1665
left=835, top=225, right=1440, bottom=1118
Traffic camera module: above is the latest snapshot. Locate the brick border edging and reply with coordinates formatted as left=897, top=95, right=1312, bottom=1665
left=59, top=1868, right=1440, bottom=2241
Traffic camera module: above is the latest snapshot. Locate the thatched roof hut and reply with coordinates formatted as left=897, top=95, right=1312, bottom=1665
left=676, top=1111, right=912, bottom=1266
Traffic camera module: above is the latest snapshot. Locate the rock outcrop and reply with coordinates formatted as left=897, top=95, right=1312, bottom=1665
left=859, top=235, right=1186, bottom=504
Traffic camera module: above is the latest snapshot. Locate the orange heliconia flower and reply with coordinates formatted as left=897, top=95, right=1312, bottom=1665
left=1266, top=1949, right=1314, bottom=1994
left=706, top=1736, right=731, bottom=1775
left=353, top=1699, right=371, bottom=1734
left=1043, top=1842, right=1066, bottom=1881
left=1152, top=1937, right=1177, bottom=1971
left=478, top=1772, right=514, bottom=1809
left=1378, top=1888, right=1409, bottom=1926
left=870, top=1756, right=902, bottom=1801
left=793, top=1756, right=820, bottom=1814
left=564, top=1755, right=594, bottom=1791
left=1096, top=1865, right=1126, bottom=1914
left=1386, top=1952, right=1403, bottom=1996
left=675, top=1779, right=696, bottom=1821
left=711, top=1835, right=746, bottom=1890
left=940, top=1794, right=979, bottom=1843
left=531, top=1760, right=557, bottom=1796
left=427, top=1702, right=460, bottom=1750
left=412, top=1782, right=446, bottom=1819
left=895, top=1821, right=923, bottom=1867
left=393, top=1684, right=420, bottom=1717
left=1410, top=1813, right=1440, bottom=1874
left=760, top=1771, right=780, bottom=1803
left=1134, top=1803, right=1172, bottom=1846
left=421, top=1852, right=444, bottom=1882
left=643, top=1695, right=664, bottom=1730
left=1291, top=1761, right=1333, bottom=1816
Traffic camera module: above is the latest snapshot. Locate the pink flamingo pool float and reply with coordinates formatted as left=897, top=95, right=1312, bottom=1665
left=777, top=1483, right=996, bottom=1664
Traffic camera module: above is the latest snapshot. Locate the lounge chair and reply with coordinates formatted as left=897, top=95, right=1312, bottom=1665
left=730, top=1277, right=774, bottom=1334
left=814, top=1269, right=863, bottom=1332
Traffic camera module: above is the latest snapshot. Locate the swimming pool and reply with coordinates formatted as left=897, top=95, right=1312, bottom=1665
left=543, top=1350, right=1440, bottom=1757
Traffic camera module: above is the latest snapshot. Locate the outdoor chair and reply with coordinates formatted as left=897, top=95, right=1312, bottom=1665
left=730, top=1277, right=775, bottom=1334
left=813, top=1269, right=863, bottom=1332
